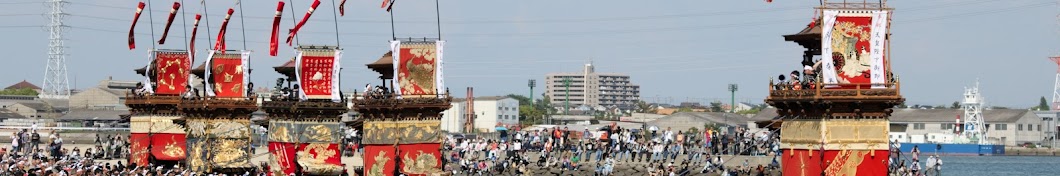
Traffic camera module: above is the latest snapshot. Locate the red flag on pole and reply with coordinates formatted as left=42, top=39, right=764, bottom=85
left=190, top=14, right=201, bottom=61
left=339, top=0, right=346, bottom=16
left=158, top=2, right=181, bottom=45
left=128, top=2, right=146, bottom=50
left=286, top=0, right=321, bottom=45
left=383, top=0, right=396, bottom=12
left=808, top=10, right=819, bottom=29
left=270, top=1, right=286, bottom=56
left=215, top=8, right=235, bottom=53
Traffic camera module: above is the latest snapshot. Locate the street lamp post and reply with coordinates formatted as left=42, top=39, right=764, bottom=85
left=529, top=79, right=536, bottom=105
left=564, top=77, right=572, bottom=116
left=528, top=79, right=536, bottom=124
left=728, top=84, right=738, bottom=127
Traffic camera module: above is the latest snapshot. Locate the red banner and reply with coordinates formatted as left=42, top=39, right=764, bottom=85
left=287, top=0, right=321, bottom=45
left=215, top=8, right=235, bottom=53
left=782, top=149, right=889, bottom=176
left=363, top=145, right=398, bottom=176
left=270, top=1, right=286, bottom=56
left=211, top=55, right=245, bottom=98
left=829, top=16, right=873, bottom=85
left=128, top=2, right=145, bottom=50
left=397, top=143, right=443, bottom=175
left=339, top=0, right=347, bottom=16
left=268, top=142, right=343, bottom=175
left=150, top=133, right=187, bottom=161
left=300, top=143, right=343, bottom=173
left=298, top=55, right=335, bottom=99
left=154, top=51, right=191, bottom=95
left=190, top=14, right=202, bottom=61
left=268, top=142, right=298, bottom=175
left=395, top=44, right=439, bottom=96
left=363, top=144, right=442, bottom=176
left=129, top=133, right=150, bottom=166
left=158, top=2, right=181, bottom=45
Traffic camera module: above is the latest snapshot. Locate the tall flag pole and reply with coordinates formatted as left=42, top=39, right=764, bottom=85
left=190, top=14, right=202, bottom=61
left=286, top=0, right=321, bottom=45
left=270, top=1, right=286, bottom=56
left=215, top=8, right=235, bottom=54
left=128, top=2, right=146, bottom=50
left=159, top=1, right=182, bottom=44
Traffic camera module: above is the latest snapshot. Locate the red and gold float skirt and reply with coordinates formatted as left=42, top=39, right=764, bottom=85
left=129, top=115, right=188, bottom=166
left=267, top=120, right=344, bottom=176
left=780, top=119, right=889, bottom=176
left=362, top=120, right=444, bottom=176
left=184, top=118, right=254, bottom=172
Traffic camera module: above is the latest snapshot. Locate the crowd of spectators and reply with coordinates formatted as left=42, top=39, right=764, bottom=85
left=442, top=125, right=782, bottom=175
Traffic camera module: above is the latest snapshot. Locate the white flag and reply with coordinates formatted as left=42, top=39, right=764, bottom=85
left=819, top=10, right=840, bottom=86
left=869, top=11, right=889, bottom=89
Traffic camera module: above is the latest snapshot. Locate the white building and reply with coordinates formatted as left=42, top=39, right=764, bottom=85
left=440, top=101, right=466, bottom=133
left=545, top=63, right=641, bottom=110
left=440, top=96, right=520, bottom=133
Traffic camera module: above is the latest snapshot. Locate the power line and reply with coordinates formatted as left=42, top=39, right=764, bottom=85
left=60, top=1, right=1051, bottom=38
left=0, top=14, right=39, bottom=17
left=899, top=1, right=1055, bottom=24
left=66, top=1, right=808, bottom=24
left=0, top=25, right=43, bottom=28
left=0, top=1, right=40, bottom=5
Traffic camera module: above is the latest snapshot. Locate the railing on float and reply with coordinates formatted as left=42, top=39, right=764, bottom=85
left=767, top=79, right=901, bottom=100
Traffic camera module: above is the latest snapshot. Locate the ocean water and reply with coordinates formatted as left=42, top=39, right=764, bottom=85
left=927, top=155, right=1060, bottom=175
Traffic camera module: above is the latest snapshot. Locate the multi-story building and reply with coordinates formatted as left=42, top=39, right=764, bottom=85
left=440, top=96, right=520, bottom=133
left=545, top=63, right=640, bottom=111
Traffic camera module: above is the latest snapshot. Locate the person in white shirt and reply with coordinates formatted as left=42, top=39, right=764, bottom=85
left=936, top=155, right=943, bottom=171
left=663, top=128, right=674, bottom=144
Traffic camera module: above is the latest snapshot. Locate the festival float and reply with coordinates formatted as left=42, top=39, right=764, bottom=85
left=180, top=49, right=256, bottom=173
left=356, top=39, right=450, bottom=176
left=768, top=1, right=904, bottom=175
left=355, top=1, right=451, bottom=175
left=125, top=1, right=189, bottom=167
left=171, top=2, right=261, bottom=172
left=262, top=1, right=347, bottom=175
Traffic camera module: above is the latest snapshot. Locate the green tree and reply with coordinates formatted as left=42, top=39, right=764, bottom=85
left=0, top=88, right=38, bottom=96
left=1039, top=96, right=1050, bottom=110
left=506, top=94, right=532, bottom=106
left=519, top=104, right=543, bottom=125
left=709, top=102, right=723, bottom=112
left=636, top=100, right=655, bottom=113
left=678, top=107, right=693, bottom=112
left=951, top=101, right=961, bottom=109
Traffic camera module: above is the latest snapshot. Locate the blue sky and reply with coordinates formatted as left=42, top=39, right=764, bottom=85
left=1, top=0, right=1057, bottom=108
